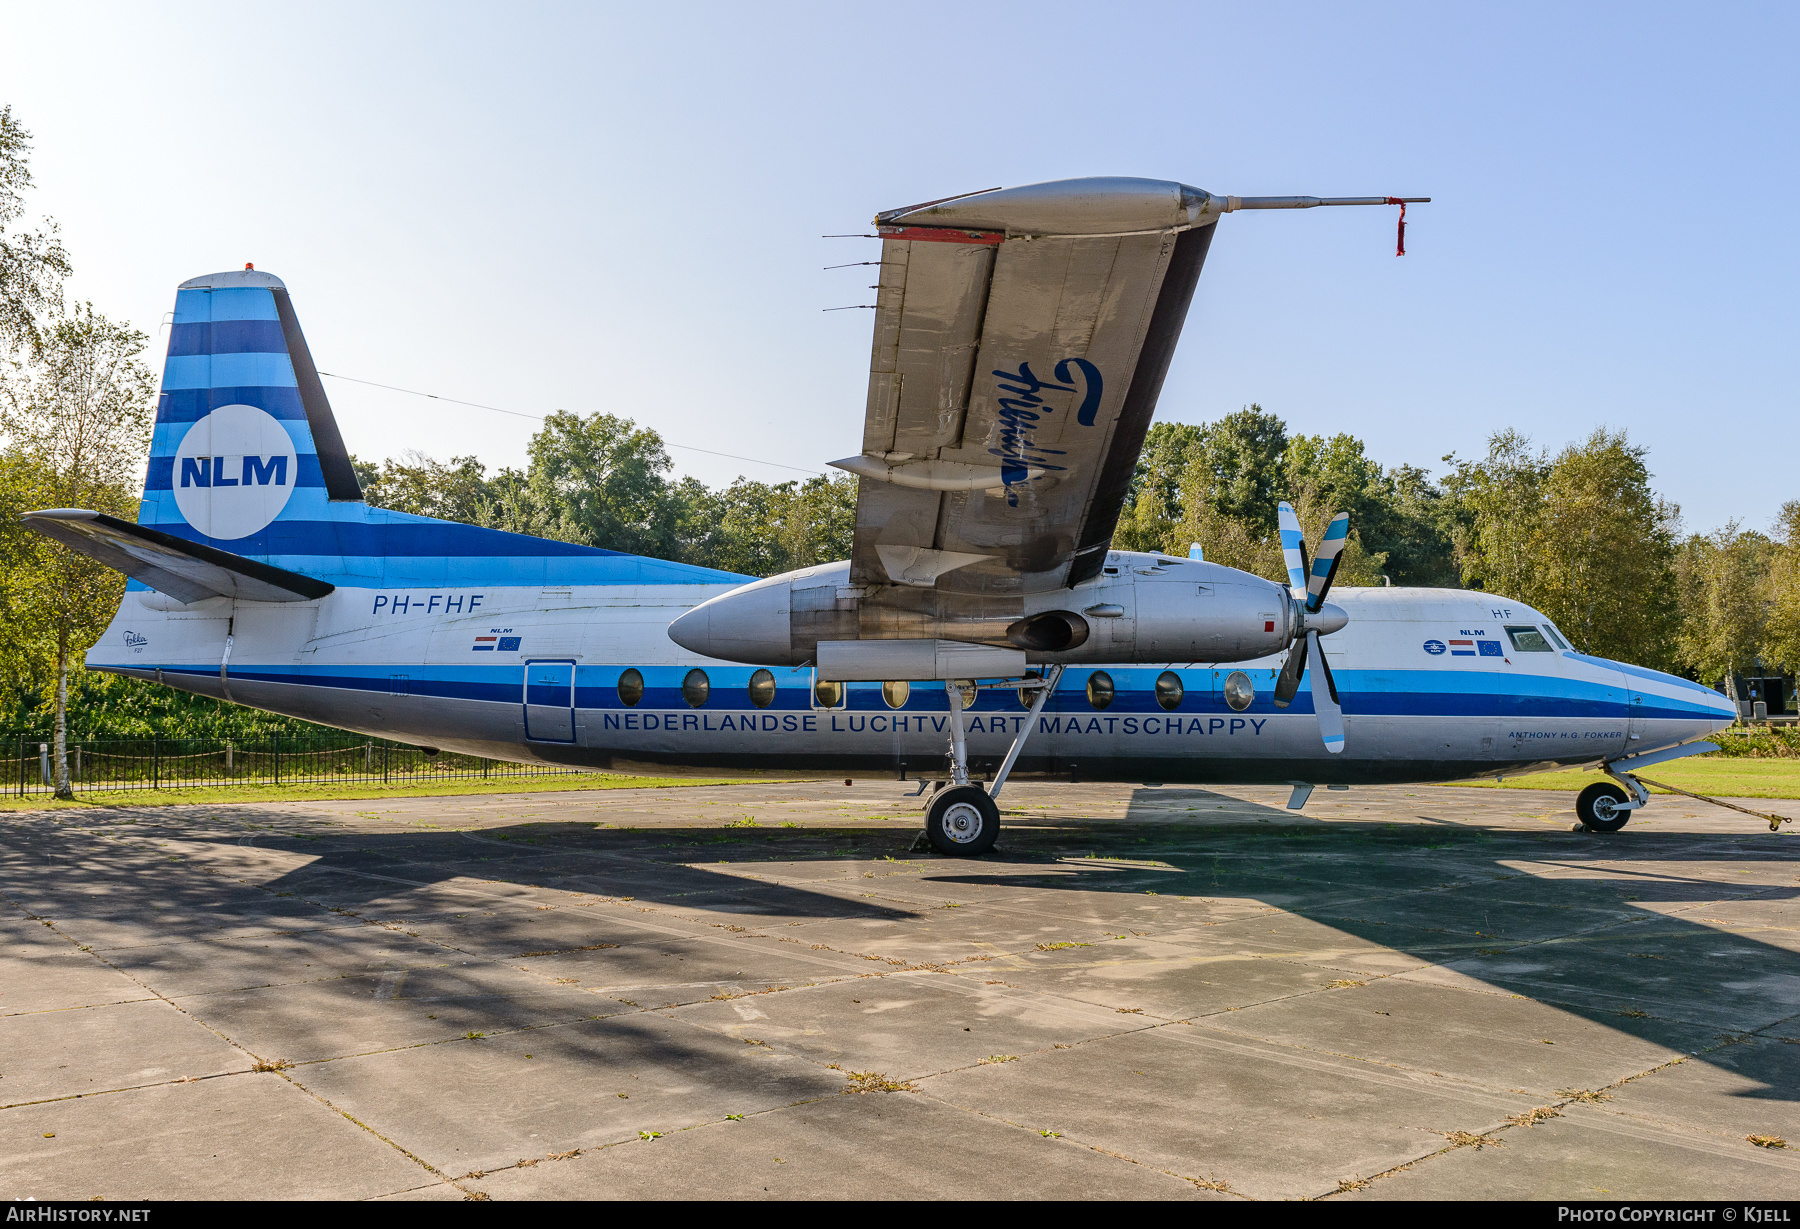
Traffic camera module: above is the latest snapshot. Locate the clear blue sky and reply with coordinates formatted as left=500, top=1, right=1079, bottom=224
left=2, top=1, right=1793, bottom=535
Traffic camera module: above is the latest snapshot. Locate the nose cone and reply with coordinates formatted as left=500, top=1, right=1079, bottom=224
left=1309, top=602, right=1349, bottom=636
left=667, top=575, right=796, bottom=664
left=1701, top=683, right=1740, bottom=728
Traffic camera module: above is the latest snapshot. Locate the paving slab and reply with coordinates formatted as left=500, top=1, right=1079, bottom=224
left=2, top=779, right=1796, bottom=1199
left=100, top=926, right=463, bottom=998
left=1210, top=975, right=1714, bottom=1093
left=1338, top=1104, right=1800, bottom=1200
left=1601, top=1035, right=1800, bottom=1143
left=290, top=1012, right=847, bottom=1174
left=0, top=998, right=249, bottom=1105
left=0, top=952, right=154, bottom=1016
left=669, top=970, right=1143, bottom=1078
left=0, top=1074, right=431, bottom=1200
left=177, top=963, right=616, bottom=1063
left=922, top=1024, right=1537, bottom=1200
left=470, top=1090, right=1211, bottom=1200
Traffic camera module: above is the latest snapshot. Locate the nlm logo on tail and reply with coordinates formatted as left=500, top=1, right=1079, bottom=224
left=169, top=403, right=299, bottom=540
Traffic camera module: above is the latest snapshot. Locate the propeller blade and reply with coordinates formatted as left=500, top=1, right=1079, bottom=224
left=1273, top=633, right=1307, bottom=708
left=1305, top=512, right=1350, bottom=612
left=1308, top=628, right=1345, bottom=753
left=1277, top=501, right=1308, bottom=596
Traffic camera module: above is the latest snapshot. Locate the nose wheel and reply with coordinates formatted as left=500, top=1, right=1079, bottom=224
left=926, top=786, right=1000, bottom=856
left=1576, top=782, right=1633, bottom=832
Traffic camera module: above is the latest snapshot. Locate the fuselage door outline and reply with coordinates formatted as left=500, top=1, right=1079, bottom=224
left=523, top=658, right=577, bottom=743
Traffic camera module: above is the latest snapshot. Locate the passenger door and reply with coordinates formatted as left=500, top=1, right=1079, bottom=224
left=524, top=659, right=576, bottom=743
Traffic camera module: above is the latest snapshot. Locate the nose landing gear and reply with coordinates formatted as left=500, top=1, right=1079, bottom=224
left=1576, top=782, right=1633, bottom=833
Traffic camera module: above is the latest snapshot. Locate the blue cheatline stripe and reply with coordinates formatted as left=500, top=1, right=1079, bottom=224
left=166, top=320, right=287, bottom=357
left=156, top=387, right=307, bottom=425
left=162, top=352, right=297, bottom=390
left=148, top=416, right=319, bottom=464
left=146, top=451, right=325, bottom=494
left=124, top=658, right=1731, bottom=724
left=173, top=287, right=279, bottom=325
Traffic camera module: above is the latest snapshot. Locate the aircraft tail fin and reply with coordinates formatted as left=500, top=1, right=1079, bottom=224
left=142, top=267, right=360, bottom=548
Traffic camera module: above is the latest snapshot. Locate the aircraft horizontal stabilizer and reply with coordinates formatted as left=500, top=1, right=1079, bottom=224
left=22, top=509, right=335, bottom=604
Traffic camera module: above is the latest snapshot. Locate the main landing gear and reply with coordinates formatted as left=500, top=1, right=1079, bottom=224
left=920, top=666, right=1064, bottom=857
left=926, top=787, right=1000, bottom=855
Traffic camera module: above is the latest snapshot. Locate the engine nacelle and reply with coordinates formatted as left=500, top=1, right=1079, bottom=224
left=668, top=550, right=1341, bottom=677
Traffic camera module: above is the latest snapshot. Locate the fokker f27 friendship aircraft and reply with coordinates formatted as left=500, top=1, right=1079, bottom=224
left=28, top=177, right=1734, bottom=855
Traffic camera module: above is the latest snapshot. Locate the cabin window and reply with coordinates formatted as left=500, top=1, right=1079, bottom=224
left=682, top=669, right=711, bottom=708
left=1085, top=671, right=1115, bottom=710
left=814, top=678, right=844, bottom=709
left=748, top=669, right=776, bottom=708
left=1541, top=623, right=1572, bottom=651
left=882, top=680, right=910, bottom=709
left=1015, top=671, right=1042, bottom=709
left=616, top=668, right=644, bottom=707
left=1223, top=671, right=1254, bottom=712
left=1155, top=671, right=1184, bottom=711
left=1505, top=625, right=1554, bottom=653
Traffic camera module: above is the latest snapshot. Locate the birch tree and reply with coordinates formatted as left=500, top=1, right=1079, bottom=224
left=0, top=107, right=71, bottom=357
left=1, top=305, right=154, bottom=796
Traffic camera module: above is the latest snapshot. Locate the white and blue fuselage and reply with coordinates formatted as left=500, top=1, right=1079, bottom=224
left=93, top=562, right=1734, bottom=787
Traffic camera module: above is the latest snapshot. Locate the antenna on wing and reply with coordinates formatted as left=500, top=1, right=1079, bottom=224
left=1219, top=196, right=1430, bottom=255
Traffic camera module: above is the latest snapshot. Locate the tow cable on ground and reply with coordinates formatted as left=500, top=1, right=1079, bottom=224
left=1629, top=775, right=1791, bottom=832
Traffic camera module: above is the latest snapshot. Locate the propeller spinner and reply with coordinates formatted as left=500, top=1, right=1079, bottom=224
left=1272, top=502, right=1351, bottom=753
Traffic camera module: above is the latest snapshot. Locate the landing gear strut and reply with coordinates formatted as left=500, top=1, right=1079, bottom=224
left=921, top=666, right=1064, bottom=857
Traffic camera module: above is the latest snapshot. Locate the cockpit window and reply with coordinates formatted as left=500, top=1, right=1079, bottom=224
left=1540, top=623, right=1572, bottom=651
left=1505, top=625, right=1554, bottom=653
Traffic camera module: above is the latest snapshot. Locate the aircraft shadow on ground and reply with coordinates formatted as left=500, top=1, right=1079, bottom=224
left=101, top=788, right=1800, bottom=1102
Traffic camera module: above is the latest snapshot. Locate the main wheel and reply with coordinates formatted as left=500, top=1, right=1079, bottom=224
left=926, top=785, right=1000, bottom=856
left=1576, top=782, right=1633, bottom=832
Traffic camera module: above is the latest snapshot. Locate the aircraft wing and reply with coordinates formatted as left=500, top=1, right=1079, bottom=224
left=834, top=177, right=1220, bottom=602
left=22, top=509, right=335, bottom=604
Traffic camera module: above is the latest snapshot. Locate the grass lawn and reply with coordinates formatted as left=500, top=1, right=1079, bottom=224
left=1444, top=756, right=1800, bottom=800
left=0, top=772, right=774, bottom=812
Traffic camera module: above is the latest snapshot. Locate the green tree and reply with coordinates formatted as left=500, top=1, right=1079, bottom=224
left=1115, top=421, right=1203, bottom=551
left=520, top=411, right=685, bottom=556
left=691, top=474, right=855, bottom=576
left=1674, top=523, right=1775, bottom=686
left=1, top=305, right=155, bottom=795
left=1447, top=427, right=1679, bottom=667
left=1189, top=405, right=1288, bottom=535
left=0, top=106, right=70, bottom=357
left=1763, top=501, right=1800, bottom=680
left=360, top=450, right=492, bottom=523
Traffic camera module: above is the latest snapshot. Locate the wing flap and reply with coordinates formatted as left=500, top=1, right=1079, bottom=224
left=22, top=509, right=335, bottom=603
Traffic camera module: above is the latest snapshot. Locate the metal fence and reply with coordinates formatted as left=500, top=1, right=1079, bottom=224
left=10, top=734, right=586, bottom=797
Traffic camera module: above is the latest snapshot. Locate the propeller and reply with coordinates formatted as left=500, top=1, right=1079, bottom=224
left=1272, top=502, right=1351, bottom=754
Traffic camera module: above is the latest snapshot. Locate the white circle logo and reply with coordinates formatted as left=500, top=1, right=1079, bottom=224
left=171, top=405, right=299, bottom=540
